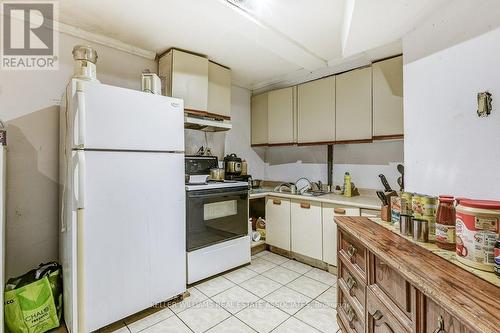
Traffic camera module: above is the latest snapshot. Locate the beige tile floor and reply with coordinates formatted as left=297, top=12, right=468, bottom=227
left=63, top=251, right=341, bottom=333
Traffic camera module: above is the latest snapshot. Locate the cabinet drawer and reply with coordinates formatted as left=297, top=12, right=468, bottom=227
left=425, top=297, right=466, bottom=333
left=339, top=256, right=366, bottom=312
left=338, top=287, right=365, bottom=333
left=339, top=230, right=367, bottom=282
left=367, top=287, right=411, bottom=333
left=373, top=255, right=412, bottom=318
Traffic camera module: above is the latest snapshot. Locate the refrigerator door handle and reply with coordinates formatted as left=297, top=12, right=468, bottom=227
left=75, top=151, right=86, bottom=209
left=76, top=81, right=86, bottom=148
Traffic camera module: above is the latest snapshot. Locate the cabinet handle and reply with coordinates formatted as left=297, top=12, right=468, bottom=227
left=347, top=244, right=357, bottom=262
left=346, top=275, right=357, bottom=295
left=343, top=303, right=356, bottom=323
left=334, top=208, right=346, bottom=215
left=300, top=202, right=310, bottom=209
left=273, top=199, right=281, bottom=205
left=372, top=310, right=383, bottom=321
left=432, top=316, right=445, bottom=333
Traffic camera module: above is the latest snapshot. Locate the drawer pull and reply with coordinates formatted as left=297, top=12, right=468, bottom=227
left=372, top=310, right=383, bottom=321
left=273, top=199, right=281, bottom=205
left=346, top=275, right=357, bottom=294
left=347, top=245, right=357, bottom=261
left=300, top=202, right=311, bottom=209
left=343, top=303, right=356, bottom=323
left=334, top=208, right=346, bottom=215
left=432, top=316, right=445, bottom=333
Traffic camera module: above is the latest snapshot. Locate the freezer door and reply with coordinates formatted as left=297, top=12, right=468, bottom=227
left=79, top=150, right=186, bottom=332
left=65, top=79, right=184, bottom=151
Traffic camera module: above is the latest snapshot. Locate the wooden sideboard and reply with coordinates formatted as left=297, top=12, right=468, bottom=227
left=335, top=216, right=500, bottom=333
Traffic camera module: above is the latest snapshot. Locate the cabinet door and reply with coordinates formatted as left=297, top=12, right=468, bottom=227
left=322, top=204, right=360, bottom=266
left=291, top=200, right=322, bottom=260
left=367, top=288, right=410, bottom=333
left=265, top=197, right=291, bottom=251
left=208, top=61, right=231, bottom=118
left=372, top=56, right=403, bottom=137
left=425, top=298, right=465, bottom=333
left=268, top=87, right=296, bottom=144
left=336, top=67, right=372, bottom=142
left=171, top=50, right=209, bottom=112
left=297, top=76, right=335, bottom=143
left=251, top=93, right=268, bottom=145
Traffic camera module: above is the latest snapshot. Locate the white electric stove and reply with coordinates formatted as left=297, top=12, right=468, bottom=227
left=185, top=156, right=250, bottom=284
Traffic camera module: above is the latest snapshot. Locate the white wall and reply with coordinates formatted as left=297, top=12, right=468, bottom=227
left=403, top=1, right=500, bottom=199
left=0, top=32, right=156, bottom=277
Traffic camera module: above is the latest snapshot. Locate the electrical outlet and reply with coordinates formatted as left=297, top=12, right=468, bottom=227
left=477, top=91, right=492, bottom=117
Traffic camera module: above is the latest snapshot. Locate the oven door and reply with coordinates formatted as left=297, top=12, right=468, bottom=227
left=186, top=186, right=248, bottom=251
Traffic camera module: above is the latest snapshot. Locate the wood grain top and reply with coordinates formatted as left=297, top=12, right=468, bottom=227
left=335, top=216, right=500, bottom=333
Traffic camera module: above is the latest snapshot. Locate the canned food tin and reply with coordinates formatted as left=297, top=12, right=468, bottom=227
left=412, top=194, right=423, bottom=218
left=391, top=196, right=401, bottom=224
left=401, top=192, right=413, bottom=214
left=422, top=196, right=438, bottom=216
left=422, top=215, right=436, bottom=241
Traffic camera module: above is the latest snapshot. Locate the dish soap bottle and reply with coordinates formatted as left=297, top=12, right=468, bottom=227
left=343, top=172, right=352, bottom=197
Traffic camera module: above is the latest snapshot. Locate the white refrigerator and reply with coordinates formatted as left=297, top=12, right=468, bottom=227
left=60, top=79, right=186, bottom=333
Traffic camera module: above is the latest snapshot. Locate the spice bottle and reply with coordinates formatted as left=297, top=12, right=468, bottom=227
left=435, top=197, right=456, bottom=250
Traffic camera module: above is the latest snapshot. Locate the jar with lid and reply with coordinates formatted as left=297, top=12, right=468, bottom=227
left=435, top=196, right=456, bottom=250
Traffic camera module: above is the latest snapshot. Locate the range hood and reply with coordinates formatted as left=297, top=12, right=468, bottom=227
left=184, top=114, right=232, bottom=132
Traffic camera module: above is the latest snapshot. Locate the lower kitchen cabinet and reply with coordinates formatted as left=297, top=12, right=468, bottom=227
left=291, top=199, right=322, bottom=260
left=425, top=298, right=465, bottom=333
left=265, top=197, right=291, bottom=251
left=367, top=287, right=411, bottom=333
left=322, top=204, right=360, bottom=266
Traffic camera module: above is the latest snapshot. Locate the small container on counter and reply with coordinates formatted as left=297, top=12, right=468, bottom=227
left=391, top=196, right=401, bottom=224
left=413, top=219, right=429, bottom=243
left=435, top=196, right=456, bottom=250
left=421, top=195, right=438, bottom=216
left=401, top=192, right=413, bottom=215
left=422, top=215, right=437, bottom=241
left=412, top=194, right=423, bottom=218
left=400, top=214, right=413, bottom=236
left=495, top=237, right=500, bottom=276
left=456, top=199, right=500, bottom=272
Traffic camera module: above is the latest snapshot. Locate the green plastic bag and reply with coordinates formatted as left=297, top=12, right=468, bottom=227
left=4, top=263, right=62, bottom=333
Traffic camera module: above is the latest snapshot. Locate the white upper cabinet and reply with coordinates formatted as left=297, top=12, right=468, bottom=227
left=208, top=61, right=231, bottom=118
left=268, top=86, right=296, bottom=144
left=372, top=56, right=403, bottom=137
left=251, top=93, right=268, bottom=145
left=335, top=67, right=372, bottom=142
left=297, top=76, right=336, bottom=143
left=159, top=49, right=209, bottom=112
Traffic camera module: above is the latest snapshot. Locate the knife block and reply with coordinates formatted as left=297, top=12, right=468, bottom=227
left=381, top=204, right=391, bottom=222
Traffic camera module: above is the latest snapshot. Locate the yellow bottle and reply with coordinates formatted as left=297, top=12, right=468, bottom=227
left=344, top=172, right=352, bottom=197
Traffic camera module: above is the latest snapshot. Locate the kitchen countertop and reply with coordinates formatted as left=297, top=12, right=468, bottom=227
left=335, top=216, right=500, bottom=333
left=369, top=217, right=500, bottom=287
left=249, top=187, right=381, bottom=210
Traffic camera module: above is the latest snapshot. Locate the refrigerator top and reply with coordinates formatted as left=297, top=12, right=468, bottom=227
left=63, top=79, right=185, bottom=152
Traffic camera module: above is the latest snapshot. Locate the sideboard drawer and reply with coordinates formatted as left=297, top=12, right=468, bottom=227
left=425, top=297, right=467, bottom=333
left=338, top=287, right=365, bottom=333
left=372, top=254, right=412, bottom=318
left=339, top=256, right=366, bottom=313
left=339, top=230, right=367, bottom=282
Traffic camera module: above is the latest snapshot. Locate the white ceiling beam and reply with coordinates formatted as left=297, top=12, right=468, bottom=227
left=216, top=0, right=327, bottom=71
left=341, top=0, right=356, bottom=57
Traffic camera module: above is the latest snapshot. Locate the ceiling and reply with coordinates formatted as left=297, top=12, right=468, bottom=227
left=57, top=0, right=451, bottom=91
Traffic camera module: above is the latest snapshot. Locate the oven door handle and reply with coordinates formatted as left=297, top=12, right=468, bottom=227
left=187, top=189, right=249, bottom=198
